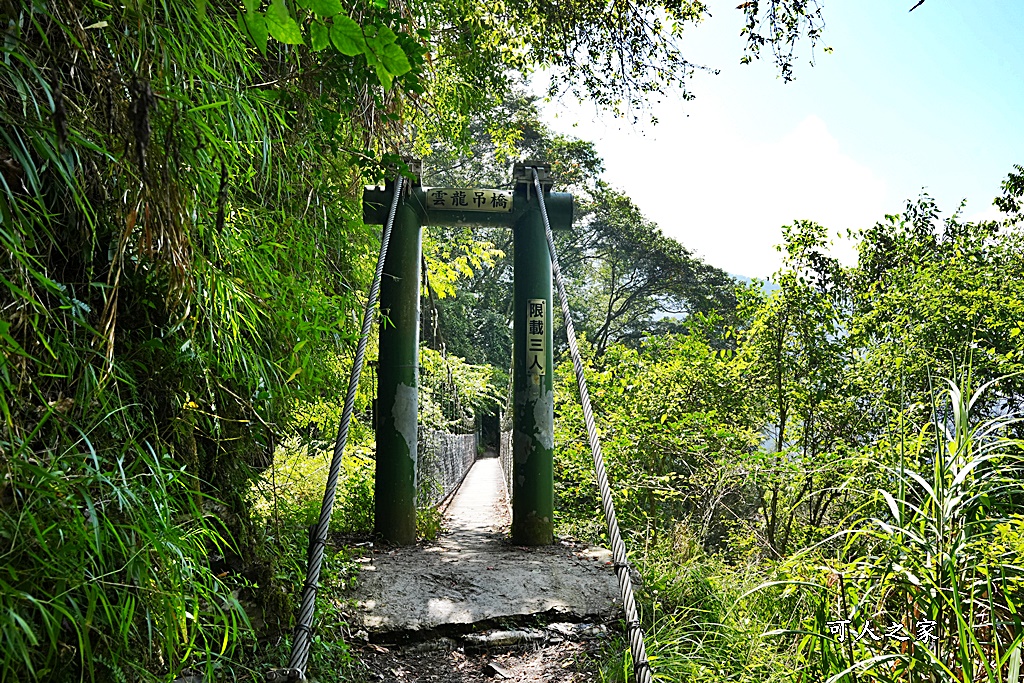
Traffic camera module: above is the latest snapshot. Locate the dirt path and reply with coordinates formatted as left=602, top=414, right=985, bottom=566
left=348, top=456, right=618, bottom=633
left=346, top=453, right=620, bottom=682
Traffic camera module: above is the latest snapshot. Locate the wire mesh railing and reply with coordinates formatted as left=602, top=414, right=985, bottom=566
left=498, top=411, right=513, bottom=504
left=417, top=427, right=477, bottom=508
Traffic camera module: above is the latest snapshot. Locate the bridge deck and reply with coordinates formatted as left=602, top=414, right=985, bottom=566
left=350, top=453, right=620, bottom=634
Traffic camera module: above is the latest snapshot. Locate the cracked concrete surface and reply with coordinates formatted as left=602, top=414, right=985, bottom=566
left=350, top=453, right=620, bottom=634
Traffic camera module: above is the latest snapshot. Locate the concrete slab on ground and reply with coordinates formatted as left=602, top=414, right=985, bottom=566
left=349, top=455, right=620, bottom=633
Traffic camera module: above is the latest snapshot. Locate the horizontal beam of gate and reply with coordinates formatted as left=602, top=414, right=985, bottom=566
left=363, top=187, right=573, bottom=230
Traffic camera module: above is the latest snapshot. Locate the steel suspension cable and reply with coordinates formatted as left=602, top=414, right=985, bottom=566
left=532, top=169, right=653, bottom=683
left=273, top=175, right=405, bottom=682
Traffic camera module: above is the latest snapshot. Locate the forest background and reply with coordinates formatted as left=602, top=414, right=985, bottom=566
left=2, top=0, right=1024, bottom=681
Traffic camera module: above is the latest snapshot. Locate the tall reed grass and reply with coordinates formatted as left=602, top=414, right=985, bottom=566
left=0, top=398, right=250, bottom=680
left=790, top=378, right=1024, bottom=682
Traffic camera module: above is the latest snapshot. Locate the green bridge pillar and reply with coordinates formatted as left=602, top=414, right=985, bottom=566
left=374, top=191, right=421, bottom=545
left=511, top=183, right=555, bottom=546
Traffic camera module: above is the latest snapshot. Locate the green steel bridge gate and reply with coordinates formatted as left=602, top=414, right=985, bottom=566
left=271, top=161, right=652, bottom=683
left=365, top=159, right=571, bottom=548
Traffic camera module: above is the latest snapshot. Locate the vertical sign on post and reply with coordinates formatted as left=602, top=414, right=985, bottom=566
left=526, top=299, right=546, bottom=389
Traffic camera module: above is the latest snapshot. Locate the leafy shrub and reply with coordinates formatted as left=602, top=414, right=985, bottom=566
left=251, top=434, right=376, bottom=535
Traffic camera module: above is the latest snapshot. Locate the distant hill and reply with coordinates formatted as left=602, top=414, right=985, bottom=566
left=730, top=273, right=780, bottom=294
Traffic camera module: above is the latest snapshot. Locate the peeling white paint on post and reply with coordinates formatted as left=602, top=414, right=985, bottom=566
left=393, top=382, right=419, bottom=471
left=532, top=388, right=554, bottom=450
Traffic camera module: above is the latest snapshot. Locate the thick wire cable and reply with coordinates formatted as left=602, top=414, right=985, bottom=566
left=282, top=175, right=404, bottom=679
left=533, top=169, right=654, bottom=683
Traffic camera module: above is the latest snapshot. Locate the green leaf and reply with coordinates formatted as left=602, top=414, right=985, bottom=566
left=379, top=40, right=411, bottom=75
left=330, top=16, right=365, bottom=56
left=363, top=44, right=380, bottom=67
left=0, top=320, right=26, bottom=353
left=363, top=23, right=393, bottom=54
left=310, top=0, right=342, bottom=17
left=195, top=0, right=207, bottom=21
left=310, top=21, right=329, bottom=50
left=364, top=24, right=411, bottom=76
left=236, top=10, right=268, bottom=55
left=242, top=0, right=259, bottom=13
left=265, top=0, right=304, bottom=45
left=375, top=63, right=393, bottom=90
left=320, top=110, right=341, bottom=133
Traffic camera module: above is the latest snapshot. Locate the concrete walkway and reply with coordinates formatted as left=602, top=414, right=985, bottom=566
left=440, top=450, right=513, bottom=542
left=350, top=454, right=620, bottom=634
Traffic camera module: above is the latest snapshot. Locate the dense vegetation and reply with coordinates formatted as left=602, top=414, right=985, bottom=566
left=549, top=175, right=1024, bottom=681
left=2, top=0, right=1021, bottom=680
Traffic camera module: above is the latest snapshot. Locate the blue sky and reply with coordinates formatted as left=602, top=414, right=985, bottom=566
left=538, top=0, right=1024, bottom=278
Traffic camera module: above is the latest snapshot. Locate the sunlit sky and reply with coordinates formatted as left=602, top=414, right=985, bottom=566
left=536, top=0, right=1024, bottom=279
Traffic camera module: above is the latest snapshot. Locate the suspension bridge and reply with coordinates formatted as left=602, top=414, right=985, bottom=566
left=268, top=162, right=652, bottom=682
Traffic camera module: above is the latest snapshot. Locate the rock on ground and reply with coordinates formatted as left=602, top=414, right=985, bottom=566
left=353, top=632, right=610, bottom=682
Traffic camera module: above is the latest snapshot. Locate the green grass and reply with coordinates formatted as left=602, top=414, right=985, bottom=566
left=594, top=524, right=796, bottom=683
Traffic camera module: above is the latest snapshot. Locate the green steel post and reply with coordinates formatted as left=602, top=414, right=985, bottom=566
left=375, top=197, right=421, bottom=545
left=511, top=187, right=555, bottom=545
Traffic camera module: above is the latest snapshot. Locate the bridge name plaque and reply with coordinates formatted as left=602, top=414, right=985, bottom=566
left=426, top=188, right=513, bottom=212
